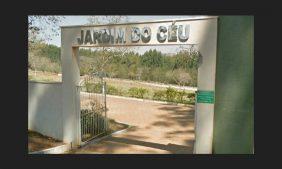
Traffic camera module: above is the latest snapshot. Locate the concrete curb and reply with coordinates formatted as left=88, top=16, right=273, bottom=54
left=107, top=94, right=190, bottom=106
left=78, top=121, right=132, bottom=148
left=29, top=143, right=72, bottom=154
left=80, top=92, right=191, bottom=106
left=103, top=77, right=198, bottom=91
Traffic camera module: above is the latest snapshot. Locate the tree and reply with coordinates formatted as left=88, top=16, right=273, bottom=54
left=176, top=44, right=201, bottom=69
left=28, top=16, right=64, bottom=48
left=28, top=16, right=64, bottom=76
left=85, top=16, right=131, bottom=79
left=141, top=49, right=164, bottom=68
left=177, top=45, right=201, bottom=86
left=172, top=69, right=192, bottom=87
left=87, top=16, right=128, bottom=25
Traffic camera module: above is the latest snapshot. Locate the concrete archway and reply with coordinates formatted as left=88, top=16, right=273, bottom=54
left=60, top=16, right=218, bottom=154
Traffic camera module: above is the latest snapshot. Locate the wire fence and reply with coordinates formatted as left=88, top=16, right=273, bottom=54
left=79, top=75, right=108, bottom=142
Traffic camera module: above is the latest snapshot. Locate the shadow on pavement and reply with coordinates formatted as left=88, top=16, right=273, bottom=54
left=104, top=136, right=194, bottom=154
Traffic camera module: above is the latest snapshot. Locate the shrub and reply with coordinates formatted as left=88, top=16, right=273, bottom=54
left=106, top=85, right=119, bottom=95
left=153, top=90, right=166, bottom=101
left=128, top=87, right=148, bottom=99
left=187, top=92, right=195, bottom=99
left=138, top=88, right=148, bottom=99
left=187, top=92, right=196, bottom=103
left=176, top=90, right=186, bottom=103
left=128, top=87, right=137, bottom=97
left=165, top=87, right=178, bottom=102
left=29, top=55, right=61, bottom=73
left=84, top=82, right=102, bottom=93
left=152, top=88, right=196, bottom=104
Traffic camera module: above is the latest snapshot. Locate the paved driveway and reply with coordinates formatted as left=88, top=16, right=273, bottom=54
left=73, top=95, right=195, bottom=154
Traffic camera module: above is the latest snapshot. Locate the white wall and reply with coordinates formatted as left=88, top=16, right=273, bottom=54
left=61, top=27, right=81, bottom=145
left=193, top=18, right=218, bottom=153
left=28, top=81, right=63, bottom=141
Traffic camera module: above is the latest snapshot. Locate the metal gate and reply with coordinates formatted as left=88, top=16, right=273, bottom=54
left=79, top=74, right=108, bottom=143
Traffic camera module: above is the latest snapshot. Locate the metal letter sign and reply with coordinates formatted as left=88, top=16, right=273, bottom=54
left=73, top=19, right=197, bottom=47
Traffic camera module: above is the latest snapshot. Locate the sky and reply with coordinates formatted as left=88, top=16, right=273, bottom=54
left=42, top=15, right=206, bottom=54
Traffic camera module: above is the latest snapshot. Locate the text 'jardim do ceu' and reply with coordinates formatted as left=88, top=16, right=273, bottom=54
left=76, top=24, right=190, bottom=46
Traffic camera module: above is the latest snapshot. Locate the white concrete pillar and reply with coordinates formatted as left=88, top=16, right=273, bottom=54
left=61, top=27, right=81, bottom=146
left=193, top=18, right=218, bottom=153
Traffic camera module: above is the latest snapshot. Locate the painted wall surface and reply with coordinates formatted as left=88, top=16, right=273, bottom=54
left=213, top=16, right=254, bottom=153
left=61, top=27, right=81, bottom=145
left=193, top=18, right=218, bottom=154
left=28, top=81, right=63, bottom=141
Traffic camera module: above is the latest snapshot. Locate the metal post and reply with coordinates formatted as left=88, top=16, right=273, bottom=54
left=103, top=81, right=108, bottom=131
left=193, top=90, right=198, bottom=154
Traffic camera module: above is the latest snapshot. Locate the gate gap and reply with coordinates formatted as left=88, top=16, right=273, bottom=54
left=77, top=45, right=198, bottom=150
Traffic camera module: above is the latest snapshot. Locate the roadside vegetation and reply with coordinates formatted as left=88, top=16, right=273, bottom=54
left=28, top=43, right=199, bottom=86
left=28, top=42, right=198, bottom=104
left=81, top=81, right=195, bottom=104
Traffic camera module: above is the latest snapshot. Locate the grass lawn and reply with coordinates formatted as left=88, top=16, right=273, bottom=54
left=28, top=70, right=195, bottom=104
left=28, top=69, right=62, bottom=83
left=28, top=70, right=194, bottom=93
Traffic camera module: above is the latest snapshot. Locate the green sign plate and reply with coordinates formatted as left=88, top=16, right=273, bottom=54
left=196, top=90, right=215, bottom=104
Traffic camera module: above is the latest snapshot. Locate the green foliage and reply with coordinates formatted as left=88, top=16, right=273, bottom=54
left=153, top=90, right=166, bottom=101
left=184, top=92, right=196, bottom=104
left=28, top=42, right=61, bottom=73
left=174, top=50, right=200, bottom=70
left=85, top=82, right=102, bottom=93
left=82, top=80, right=195, bottom=104
left=128, top=87, right=148, bottom=99
left=29, top=42, right=200, bottom=86
left=153, top=88, right=195, bottom=104
left=176, top=90, right=186, bottom=103
left=187, top=92, right=195, bottom=98
left=106, top=85, right=122, bottom=95
left=83, top=82, right=125, bottom=96
left=28, top=16, right=64, bottom=43
left=141, top=49, right=164, bottom=68
left=80, top=108, right=107, bottom=141
left=40, top=44, right=61, bottom=63
left=29, top=55, right=61, bottom=73
left=165, top=87, right=178, bottom=102
left=87, top=16, right=128, bottom=25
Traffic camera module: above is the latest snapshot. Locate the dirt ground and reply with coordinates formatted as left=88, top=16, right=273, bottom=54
left=72, top=95, right=195, bottom=154
left=28, top=130, right=64, bottom=152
